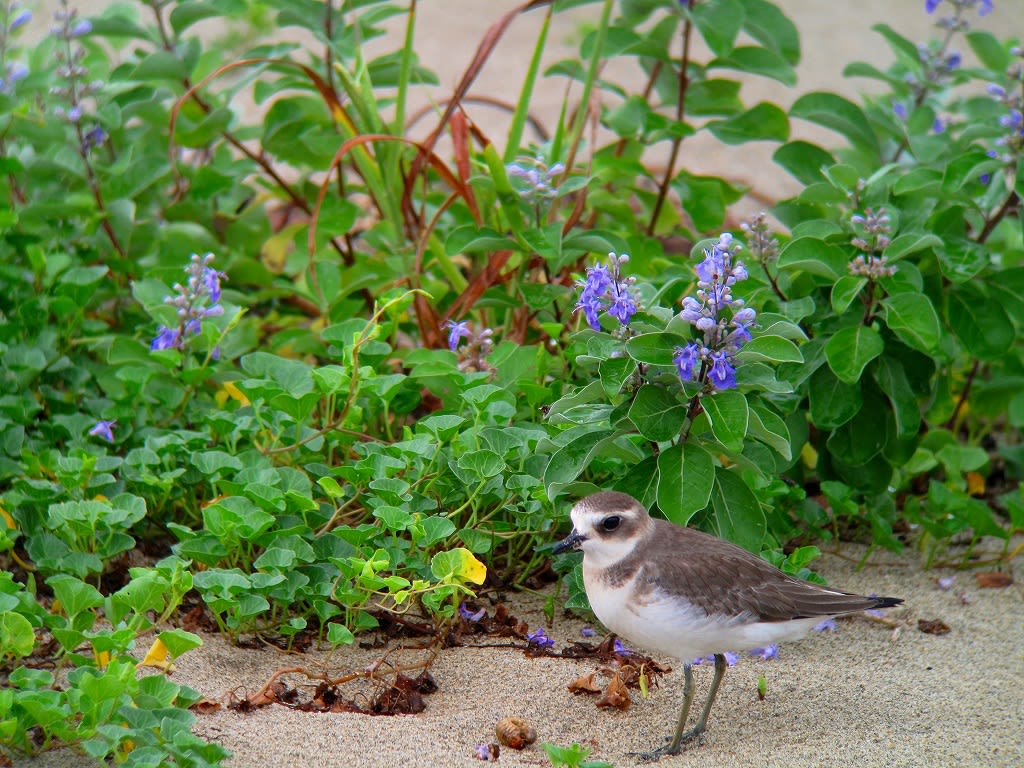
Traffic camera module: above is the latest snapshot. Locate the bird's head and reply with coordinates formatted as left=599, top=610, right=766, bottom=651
left=553, top=491, right=652, bottom=569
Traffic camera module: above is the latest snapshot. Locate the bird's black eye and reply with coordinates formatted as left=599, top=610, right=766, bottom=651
left=601, top=515, right=621, bottom=532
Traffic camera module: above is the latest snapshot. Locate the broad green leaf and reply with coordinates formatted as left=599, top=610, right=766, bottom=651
left=599, top=356, right=637, bottom=398
left=947, top=286, right=1014, bottom=360
left=831, top=275, right=866, bottom=315
left=808, top=366, right=862, bottom=429
left=735, top=335, right=802, bottom=364
left=790, top=92, right=879, bottom=155
left=625, top=332, right=690, bottom=366
left=627, top=385, right=686, bottom=442
left=873, top=358, right=921, bottom=439
left=0, top=612, right=34, bottom=659
left=710, top=46, right=797, bottom=86
left=456, top=450, right=505, bottom=480
left=824, top=325, right=884, bottom=384
left=747, top=404, right=792, bottom=460
left=883, top=233, right=942, bottom=261
left=543, top=428, right=618, bottom=495
left=772, top=141, right=835, bottom=185
left=881, top=293, right=941, bottom=354
left=656, top=442, right=715, bottom=526
left=156, top=628, right=202, bottom=660
left=430, top=548, right=486, bottom=585
left=742, top=0, right=800, bottom=64
left=700, top=389, right=749, bottom=453
left=691, top=0, right=744, bottom=56
left=776, top=237, right=848, bottom=279
left=46, top=574, right=103, bottom=619
left=708, top=468, right=766, bottom=553
left=706, top=102, right=789, bottom=145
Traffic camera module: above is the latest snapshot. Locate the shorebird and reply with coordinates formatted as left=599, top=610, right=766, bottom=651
left=553, top=490, right=902, bottom=760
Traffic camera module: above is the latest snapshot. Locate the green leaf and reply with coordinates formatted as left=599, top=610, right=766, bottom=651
left=710, top=46, right=797, bottom=86
left=947, top=285, right=1015, bottom=360
left=456, top=450, right=505, bottom=480
left=772, top=141, right=835, bottom=185
left=825, top=325, right=884, bottom=384
left=776, top=237, right=848, bottom=279
left=701, top=389, right=749, bottom=453
left=46, top=574, right=103, bottom=619
left=128, top=50, right=190, bottom=81
left=446, top=225, right=519, bottom=255
left=327, top=624, right=355, bottom=646
left=599, top=356, right=637, bottom=398
left=883, top=233, right=942, bottom=261
left=873, top=358, right=921, bottom=439
left=691, top=0, right=745, bottom=56
left=809, top=366, right=862, bottom=429
left=742, top=0, right=800, bottom=64
left=735, top=335, right=802, bottom=364
left=157, top=628, right=202, bottom=660
left=881, top=293, right=941, bottom=354
left=831, top=275, right=867, bottom=315
left=627, top=385, right=687, bottom=442
left=965, top=30, right=1011, bottom=72
left=708, top=468, right=766, bottom=553
left=747, top=404, right=792, bottom=461
left=706, top=102, right=789, bottom=144
left=0, top=612, right=34, bottom=659
left=790, top=92, right=879, bottom=155
left=625, top=332, right=690, bottom=366
left=543, top=429, right=619, bottom=496
left=656, top=442, right=715, bottom=526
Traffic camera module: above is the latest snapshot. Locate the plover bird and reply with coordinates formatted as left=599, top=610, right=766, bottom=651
left=553, top=491, right=902, bottom=760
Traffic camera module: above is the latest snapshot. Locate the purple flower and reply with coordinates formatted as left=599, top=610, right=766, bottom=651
left=445, top=320, right=471, bottom=352
left=151, top=326, right=181, bottom=351
left=69, top=18, right=92, bottom=37
left=936, top=576, right=955, bottom=591
left=81, top=126, right=108, bottom=152
left=473, top=743, right=493, bottom=761
left=580, top=626, right=596, bottom=638
left=708, top=350, right=737, bottom=391
left=814, top=617, right=837, bottom=633
left=925, top=0, right=941, bottom=12
left=575, top=253, right=638, bottom=330
left=892, top=102, right=908, bottom=121
left=10, top=9, right=31, bottom=29
left=607, top=287, right=637, bottom=325
left=458, top=602, right=485, bottom=622
left=673, top=342, right=701, bottom=382
left=863, top=608, right=885, bottom=618
left=692, top=652, right=739, bottom=667
left=613, top=639, right=631, bottom=655
left=88, top=420, right=116, bottom=442
left=203, top=267, right=224, bottom=302
left=987, top=83, right=1007, bottom=98
left=979, top=0, right=993, bottom=15
left=526, top=627, right=555, bottom=649
left=749, top=644, right=779, bottom=660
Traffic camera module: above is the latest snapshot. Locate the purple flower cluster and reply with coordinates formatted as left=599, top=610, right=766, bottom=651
left=526, top=627, right=555, bottom=649
left=506, top=156, right=565, bottom=205
left=985, top=80, right=1024, bottom=167
left=576, top=252, right=639, bottom=331
left=0, top=4, right=31, bottom=95
left=673, top=233, right=753, bottom=392
left=925, top=0, right=992, bottom=16
left=151, top=253, right=226, bottom=353
left=692, top=651, right=739, bottom=667
left=51, top=4, right=103, bottom=124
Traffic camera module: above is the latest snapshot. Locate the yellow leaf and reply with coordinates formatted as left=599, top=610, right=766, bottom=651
left=223, top=381, right=250, bottom=406
left=966, top=471, right=986, bottom=497
left=139, top=637, right=173, bottom=672
left=93, top=649, right=110, bottom=670
left=0, top=505, right=15, bottom=529
left=453, top=548, right=487, bottom=585
left=801, top=443, right=818, bottom=470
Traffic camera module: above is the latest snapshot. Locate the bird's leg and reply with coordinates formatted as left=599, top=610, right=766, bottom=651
left=631, top=663, right=697, bottom=762
left=679, top=652, right=727, bottom=742
left=632, top=654, right=728, bottom=762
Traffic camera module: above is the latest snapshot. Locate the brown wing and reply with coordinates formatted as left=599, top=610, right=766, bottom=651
left=634, top=520, right=894, bottom=622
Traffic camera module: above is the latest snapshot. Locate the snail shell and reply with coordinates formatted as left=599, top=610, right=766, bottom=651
left=495, top=716, right=537, bottom=749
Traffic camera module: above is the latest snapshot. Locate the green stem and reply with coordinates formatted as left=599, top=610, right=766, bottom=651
left=504, top=3, right=553, bottom=163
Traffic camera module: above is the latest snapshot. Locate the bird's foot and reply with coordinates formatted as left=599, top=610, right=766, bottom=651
left=628, top=730, right=705, bottom=762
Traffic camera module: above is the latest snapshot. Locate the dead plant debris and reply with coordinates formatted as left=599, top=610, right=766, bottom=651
left=917, top=618, right=951, bottom=635
left=974, top=571, right=1013, bottom=589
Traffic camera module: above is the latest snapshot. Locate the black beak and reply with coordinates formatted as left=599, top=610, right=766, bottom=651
left=553, top=527, right=586, bottom=555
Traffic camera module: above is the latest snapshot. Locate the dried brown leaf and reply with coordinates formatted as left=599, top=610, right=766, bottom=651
left=596, top=672, right=631, bottom=711
left=568, top=672, right=602, bottom=695
left=975, top=571, right=1013, bottom=589
left=917, top=618, right=951, bottom=635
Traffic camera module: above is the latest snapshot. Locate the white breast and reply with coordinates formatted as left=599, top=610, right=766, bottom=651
left=583, top=564, right=820, bottom=662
